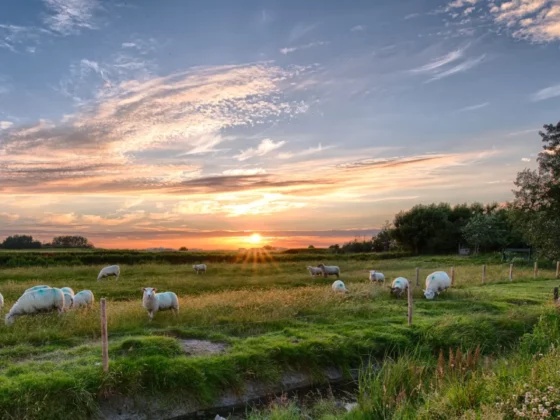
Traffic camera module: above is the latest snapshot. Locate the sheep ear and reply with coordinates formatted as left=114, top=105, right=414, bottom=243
left=142, top=288, right=146, bottom=292
left=153, top=288, right=157, bottom=292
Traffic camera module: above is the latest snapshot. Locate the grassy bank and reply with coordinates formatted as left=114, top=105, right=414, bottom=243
left=0, top=256, right=557, bottom=418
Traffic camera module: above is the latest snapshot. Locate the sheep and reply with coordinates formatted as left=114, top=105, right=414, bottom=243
left=0, top=292, right=3, bottom=311
left=97, top=265, right=120, bottom=281
left=306, top=266, right=323, bottom=277
left=332, top=280, right=348, bottom=293
left=142, top=287, right=179, bottom=320
left=423, top=271, right=451, bottom=300
left=369, top=270, right=386, bottom=284
left=62, top=292, right=74, bottom=311
left=389, top=277, right=409, bottom=298
left=24, top=285, right=50, bottom=294
left=72, top=290, right=94, bottom=309
left=60, top=287, right=75, bottom=297
left=317, top=263, right=340, bottom=278
left=192, top=264, right=207, bottom=274
left=5, top=287, right=64, bottom=325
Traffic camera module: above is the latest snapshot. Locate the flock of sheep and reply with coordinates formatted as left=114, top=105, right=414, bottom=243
left=306, top=263, right=452, bottom=300
left=0, top=262, right=452, bottom=326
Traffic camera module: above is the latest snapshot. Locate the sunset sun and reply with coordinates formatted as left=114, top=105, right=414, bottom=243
left=248, top=233, right=262, bottom=244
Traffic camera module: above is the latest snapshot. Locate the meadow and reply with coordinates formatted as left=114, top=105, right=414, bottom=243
left=0, top=252, right=558, bottom=419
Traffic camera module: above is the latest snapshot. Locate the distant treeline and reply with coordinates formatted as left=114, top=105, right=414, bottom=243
left=0, top=235, right=93, bottom=249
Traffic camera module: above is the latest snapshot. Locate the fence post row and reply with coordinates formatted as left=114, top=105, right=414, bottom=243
left=509, top=264, right=514, bottom=281
left=556, top=261, right=559, bottom=279
left=100, top=298, right=109, bottom=373
left=415, top=267, right=419, bottom=287
left=482, top=265, right=486, bottom=285
left=407, top=283, right=413, bottom=327
left=450, top=266, right=455, bottom=286
left=534, top=261, right=538, bottom=279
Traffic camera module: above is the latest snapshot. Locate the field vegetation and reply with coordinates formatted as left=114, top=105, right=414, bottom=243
left=0, top=253, right=558, bottom=419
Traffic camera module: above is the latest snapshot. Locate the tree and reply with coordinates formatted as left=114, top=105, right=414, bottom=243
left=1, top=235, right=42, bottom=249
left=308, top=245, right=315, bottom=249
left=511, top=121, right=560, bottom=259
left=52, top=236, right=93, bottom=248
left=179, top=246, right=188, bottom=251
left=329, top=244, right=340, bottom=254
left=462, top=213, right=507, bottom=254
left=372, top=221, right=393, bottom=252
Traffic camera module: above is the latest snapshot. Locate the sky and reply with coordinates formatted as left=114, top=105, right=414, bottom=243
left=1, top=0, right=560, bottom=250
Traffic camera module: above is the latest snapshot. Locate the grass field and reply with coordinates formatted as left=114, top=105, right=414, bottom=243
left=0, top=254, right=558, bottom=419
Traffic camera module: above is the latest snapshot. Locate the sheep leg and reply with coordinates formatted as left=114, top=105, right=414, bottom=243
left=148, top=311, right=154, bottom=321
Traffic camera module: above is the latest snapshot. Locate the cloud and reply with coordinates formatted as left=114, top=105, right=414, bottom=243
left=410, top=49, right=464, bottom=73
left=426, top=54, right=486, bottom=82
left=447, top=0, right=478, bottom=9
left=234, top=139, right=286, bottom=161
left=277, top=143, right=335, bottom=159
left=42, top=0, right=101, bottom=35
left=222, top=168, right=267, bottom=176
left=521, top=157, right=531, bottom=162
left=280, top=41, right=329, bottom=55
left=489, top=0, right=560, bottom=42
left=122, top=42, right=136, bottom=48
left=404, top=13, right=421, bottom=20
left=351, top=25, right=366, bottom=32
left=0, top=24, right=48, bottom=53
left=531, top=83, right=560, bottom=101
left=0, top=121, right=13, bottom=129
left=456, top=102, right=489, bottom=112
left=337, top=154, right=452, bottom=170
left=288, top=23, right=317, bottom=43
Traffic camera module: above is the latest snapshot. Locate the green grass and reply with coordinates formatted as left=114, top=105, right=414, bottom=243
left=0, top=255, right=558, bottom=419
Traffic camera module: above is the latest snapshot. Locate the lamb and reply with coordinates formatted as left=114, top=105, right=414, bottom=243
left=332, top=280, right=348, bottom=293
left=389, top=277, right=409, bottom=298
left=192, top=264, right=207, bottom=274
left=306, top=266, right=323, bottom=277
left=97, top=265, right=120, bottom=281
left=369, top=270, right=385, bottom=284
left=142, top=287, right=179, bottom=320
left=317, top=263, right=340, bottom=278
left=5, top=287, right=64, bottom=325
left=60, top=287, right=74, bottom=297
left=62, top=292, right=74, bottom=311
left=72, top=290, right=94, bottom=309
left=24, top=285, right=50, bottom=294
left=423, top=271, right=451, bottom=300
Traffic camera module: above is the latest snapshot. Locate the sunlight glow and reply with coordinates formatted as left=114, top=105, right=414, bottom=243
left=248, top=233, right=262, bottom=244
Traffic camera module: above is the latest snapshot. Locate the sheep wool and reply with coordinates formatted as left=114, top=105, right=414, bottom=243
left=317, top=264, right=341, bottom=278
left=5, top=287, right=64, bottom=325
left=306, top=266, right=323, bottom=277
left=62, top=292, right=73, bottom=311
left=97, top=265, right=120, bottom=281
left=369, top=271, right=386, bottom=283
left=73, top=290, right=94, bottom=309
left=332, top=280, right=348, bottom=293
left=424, top=271, right=451, bottom=300
left=390, top=277, right=409, bottom=298
left=60, top=287, right=75, bottom=297
left=192, top=264, right=207, bottom=274
left=24, top=285, right=51, bottom=294
left=142, top=287, right=179, bottom=320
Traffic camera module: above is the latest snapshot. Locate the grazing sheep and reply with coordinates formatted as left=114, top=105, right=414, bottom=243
left=97, top=265, right=120, bottom=281
left=60, top=287, right=75, bottom=297
left=73, top=290, right=94, bottom=309
left=332, top=280, right=348, bottom=293
left=5, top=287, right=64, bottom=325
left=142, top=287, right=179, bottom=320
left=24, top=285, right=51, bottom=294
left=0, top=292, right=3, bottom=311
left=390, top=277, right=409, bottom=298
left=369, top=270, right=386, bottom=284
left=423, top=271, right=451, bottom=300
left=306, top=266, right=323, bottom=277
left=62, top=292, right=74, bottom=311
left=192, top=264, right=207, bottom=274
left=317, top=263, right=341, bottom=278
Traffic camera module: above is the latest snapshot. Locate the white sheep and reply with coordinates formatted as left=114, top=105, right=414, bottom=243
left=62, top=292, right=74, bottom=311
left=97, top=265, right=120, bottom=281
left=389, top=277, right=409, bottom=298
left=24, top=285, right=51, bottom=294
left=192, top=264, right=207, bottom=274
left=369, top=270, right=385, bottom=284
left=423, top=271, right=451, bottom=300
left=142, top=287, right=179, bottom=320
left=332, top=280, right=348, bottom=293
left=0, top=292, right=3, bottom=311
left=317, top=263, right=340, bottom=278
left=306, top=266, right=323, bottom=277
left=60, top=287, right=75, bottom=297
left=5, top=287, right=64, bottom=325
left=72, top=290, right=94, bottom=309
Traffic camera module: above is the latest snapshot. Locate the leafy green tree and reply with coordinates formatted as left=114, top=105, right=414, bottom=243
left=372, top=221, right=393, bottom=252
left=179, top=246, right=188, bottom=251
left=52, top=236, right=93, bottom=248
left=462, top=213, right=507, bottom=254
left=1, top=235, right=42, bottom=249
left=511, top=121, right=560, bottom=259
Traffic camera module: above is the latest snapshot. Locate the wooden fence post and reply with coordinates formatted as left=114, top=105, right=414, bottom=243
left=509, top=264, right=513, bottom=281
left=556, top=261, right=559, bottom=279
left=554, top=287, right=559, bottom=302
left=534, top=261, right=538, bottom=279
left=415, top=267, right=419, bottom=287
left=482, top=265, right=486, bottom=285
left=407, top=283, right=413, bottom=327
left=100, top=298, right=109, bottom=373
left=451, top=266, right=455, bottom=286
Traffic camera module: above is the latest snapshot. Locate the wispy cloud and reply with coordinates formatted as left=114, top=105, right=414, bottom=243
left=410, top=49, right=464, bottom=73
left=280, top=41, right=328, bottom=55
left=0, top=24, right=49, bottom=53
left=0, top=121, right=13, bottom=130
left=351, top=25, right=366, bottom=32
left=288, top=23, right=317, bottom=43
left=404, top=13, right=421, bottom=20
left=531, top=83, right=560, bottom=101
left=278, top=143, right=335, bottom=159
left=222, top=168, right=267, bottom=176
left=521, top=157, right=531, bottom=162
left=42, top=0, right=101, bottom=35
left=234, top=139, right=286, bottom=161
left=456, top=102, right=489, bottom=112
left=426, top=54, right=486, bottom=82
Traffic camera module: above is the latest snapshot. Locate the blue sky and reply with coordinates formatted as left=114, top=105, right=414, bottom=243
left=1, top=0, right=560, bottom=249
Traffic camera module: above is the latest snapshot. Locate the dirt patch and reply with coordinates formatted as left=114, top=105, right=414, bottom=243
left=182, top=339, right=227, bottom=356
